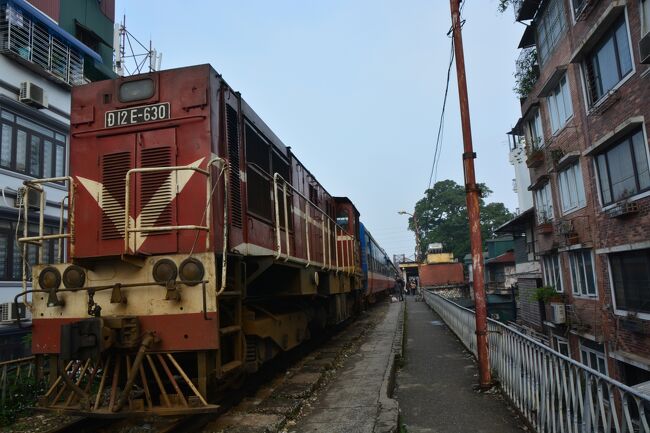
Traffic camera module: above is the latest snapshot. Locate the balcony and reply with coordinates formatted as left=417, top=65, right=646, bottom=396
left=0, top=2, right=93, bottom=86
left=513, top=0, right=542, bottom=22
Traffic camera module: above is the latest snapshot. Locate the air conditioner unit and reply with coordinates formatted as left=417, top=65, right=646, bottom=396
left=14, top=186, right=40, bottom=209
left=640, top=33, right=650, bottom=64
left=0, top=302, right=29, bottom=322
left=550, top=302, right=566, bottom=324
left=19, top=81, right=48, bottom=109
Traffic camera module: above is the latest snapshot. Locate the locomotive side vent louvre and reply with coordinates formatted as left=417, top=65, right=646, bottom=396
left=226, top=105, right=243, bottom=228
left=139, top=147, right=173, bottom=235
left=101, top=152, right=131, bottom=239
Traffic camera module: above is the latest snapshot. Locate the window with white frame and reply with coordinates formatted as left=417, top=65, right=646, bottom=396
left=584, top=16, right=633, bottom=105
left=642, top=0, right=650, bottom=36
left=609, top=248, right=650, bottom=314
left=554, top=335, right=570, bottom=357
left=547, top=74, right=573, bottom=133
left=558, top=161, right=586, bottom=213
left=525, top=109, right=544, bottom=149
left=537, top=0, right=566, bottom=64
left=542, top=253, right=563, bottom=292
left=535, top=183, right=554, bottom=223
left=569, top=249, right=596, bottom=297
left=594, top=128, right=650, bottom=206
left=580, top=340, right=607, bottom=374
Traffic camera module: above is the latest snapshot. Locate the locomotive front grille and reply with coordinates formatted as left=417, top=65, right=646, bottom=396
left=139, top=147, right=173, bottom=235
left=101, top=152, right=131, bottom=239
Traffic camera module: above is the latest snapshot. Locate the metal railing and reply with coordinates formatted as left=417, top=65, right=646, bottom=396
left=0, top=4, right=84, bottom=86
left=423, top=290, right=650, bottom=433
left=18, top=176, right=74, bottom=304
left=0, top=356, right=38, bottom=409
left=272, top=173, right=356, bottom=274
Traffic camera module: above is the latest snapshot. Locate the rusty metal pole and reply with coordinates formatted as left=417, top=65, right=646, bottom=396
left=449, top=0, right=491, bottom=388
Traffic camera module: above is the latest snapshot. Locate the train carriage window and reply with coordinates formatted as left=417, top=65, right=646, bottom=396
left=246, top=169, right=273, bottom=221
left=272, top=150, right=290, bottom=182
left=245, top=123, right=270, bottom=172
left=336, top=210, right=349, bottom=230
left=308, top=184, right=319, bottom=205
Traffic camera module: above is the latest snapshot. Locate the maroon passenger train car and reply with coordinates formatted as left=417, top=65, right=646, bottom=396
left=19, top=64, right=380, bottom=416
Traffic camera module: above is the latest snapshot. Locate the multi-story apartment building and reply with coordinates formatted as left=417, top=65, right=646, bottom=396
left=0, top=0, right=114, bottom=303
left=508, top=0, right=650, bottom=386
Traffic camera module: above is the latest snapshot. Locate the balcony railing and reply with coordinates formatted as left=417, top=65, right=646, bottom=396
left=0, top=4, right=84, bottom=86
left=423, top=290, right=650, bottom=433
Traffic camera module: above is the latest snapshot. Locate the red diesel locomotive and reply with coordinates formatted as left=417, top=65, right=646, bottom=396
left=16, top=64, right=395, bottom=416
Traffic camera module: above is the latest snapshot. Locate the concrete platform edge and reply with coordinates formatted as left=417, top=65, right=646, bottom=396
left=373, top=300, right=405, bottom=433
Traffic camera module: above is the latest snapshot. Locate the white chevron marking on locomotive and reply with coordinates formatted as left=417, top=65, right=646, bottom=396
left=76, top=157, right=205, bottom=250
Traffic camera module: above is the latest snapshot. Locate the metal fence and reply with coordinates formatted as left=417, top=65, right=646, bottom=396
left=0, top=356, right=37, bottom=408
left=423, top=290, right=650, bottom=433
left=0, top=4, right=84, bottom=86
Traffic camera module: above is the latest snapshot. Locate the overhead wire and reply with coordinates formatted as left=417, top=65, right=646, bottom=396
left=427, top=0, right=468, bottom=191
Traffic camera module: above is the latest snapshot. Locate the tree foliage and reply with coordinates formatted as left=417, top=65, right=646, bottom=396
left=407, top=180, right=514, bottom=260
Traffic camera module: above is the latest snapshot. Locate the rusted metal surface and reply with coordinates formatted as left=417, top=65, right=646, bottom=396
left=418, top=262, right=464, bottom=288
left=449, top=0, right=491, bottom=388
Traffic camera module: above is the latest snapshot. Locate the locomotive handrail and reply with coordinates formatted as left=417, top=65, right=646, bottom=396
left=123, top=158, right=230, bottom=295
left=18, top=176, right=75, bottom=305
left=124, top=165, right=210, bottom=253
left=272, top=173, right=356, bottom=274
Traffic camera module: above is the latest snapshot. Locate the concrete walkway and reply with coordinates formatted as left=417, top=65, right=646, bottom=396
left=290, top=301, right=403, bottom=433
left=396, top=297, right=527, bottom=433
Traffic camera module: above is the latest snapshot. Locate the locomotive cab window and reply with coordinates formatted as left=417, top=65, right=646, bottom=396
left=119, top=79, right=155, bottom=102
left=336, top=210, right=349, bottom=229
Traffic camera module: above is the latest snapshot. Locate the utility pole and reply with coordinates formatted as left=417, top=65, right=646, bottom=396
left=398, top=210, right=422, bottom=263
left=449, top=0, right=491, bottom=389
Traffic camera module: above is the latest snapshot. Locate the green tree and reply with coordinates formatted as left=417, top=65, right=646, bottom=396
left=407, top=180, right=514, bottom=259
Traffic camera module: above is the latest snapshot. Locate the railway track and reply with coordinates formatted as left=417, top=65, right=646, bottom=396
left=39, top=307, right=380, bottom=433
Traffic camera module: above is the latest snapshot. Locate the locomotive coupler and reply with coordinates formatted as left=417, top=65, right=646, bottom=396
left=87, top=289, right=102, bottom=317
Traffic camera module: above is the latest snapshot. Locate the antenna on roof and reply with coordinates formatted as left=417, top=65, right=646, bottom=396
left=113, top=15, right=163, bottom=76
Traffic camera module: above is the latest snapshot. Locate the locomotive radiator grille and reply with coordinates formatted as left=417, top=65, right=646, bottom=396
left=226, top=105, right=243, bottom=228
left=139, top=147, right=173, bottom=235
left=101, top=152, right=131, bottom=239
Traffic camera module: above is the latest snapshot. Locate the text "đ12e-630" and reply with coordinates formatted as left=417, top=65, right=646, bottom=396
left=105, top=102, right=170, bottom=128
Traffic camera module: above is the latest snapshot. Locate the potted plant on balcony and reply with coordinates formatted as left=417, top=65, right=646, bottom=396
left=537, top=213, right=553, bottom=234
left=533, top=286, right=563, bottom=304
left=526, top=146, right=545, bottom=168
left=533, top=286, right=564, bottom=323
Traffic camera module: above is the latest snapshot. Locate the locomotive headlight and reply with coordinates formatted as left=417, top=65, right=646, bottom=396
left=153, top=259, right=178, bottom=284
left=38, top=267, right=61, bottom=290
left=62, top=265, right=86, bottom=289
left=119, top=78, right=154, bottom=102
left=179, top=258, right=204, bottom=285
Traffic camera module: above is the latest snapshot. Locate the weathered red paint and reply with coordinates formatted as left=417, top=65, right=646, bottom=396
left=32, top=312, right=219, bottom=354
left=418, top=262, right=464, bottom=288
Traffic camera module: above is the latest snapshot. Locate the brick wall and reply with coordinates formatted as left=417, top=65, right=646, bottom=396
left=518, top=0, right=650, bottom=383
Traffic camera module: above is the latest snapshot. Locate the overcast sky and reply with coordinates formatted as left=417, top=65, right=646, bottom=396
left=115, top=0, right=525, bottom=260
